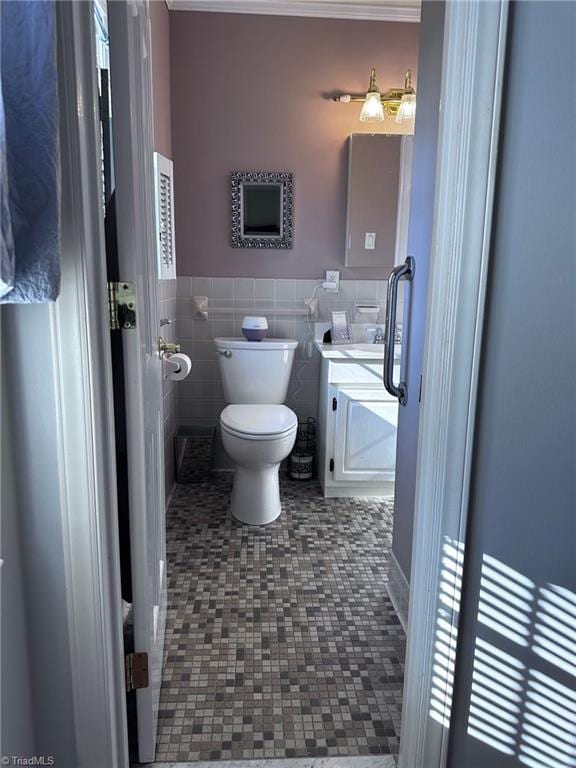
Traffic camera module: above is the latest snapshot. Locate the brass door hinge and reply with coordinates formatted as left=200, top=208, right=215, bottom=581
left=125, top=651, right=149, bottom=692
left=108, top=282, right=137, bottom=330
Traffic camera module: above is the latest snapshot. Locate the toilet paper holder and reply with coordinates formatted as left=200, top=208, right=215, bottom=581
left=159, top=337, right=191, bottom=381
left=159, top=337, right=180, bottom=355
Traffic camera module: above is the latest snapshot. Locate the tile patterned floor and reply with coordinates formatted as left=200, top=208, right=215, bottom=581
left=156, top=475, right=405, bottom=763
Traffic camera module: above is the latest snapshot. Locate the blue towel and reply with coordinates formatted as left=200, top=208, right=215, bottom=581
left=0, top=0, right=60, bottom=304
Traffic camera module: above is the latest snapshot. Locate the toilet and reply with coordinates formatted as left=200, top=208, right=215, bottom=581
left=214, top=337, right=298, bottom=525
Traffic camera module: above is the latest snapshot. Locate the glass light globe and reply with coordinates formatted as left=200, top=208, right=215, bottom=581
left=395, top=93, right=416, bottom=123
left=360, top=91, right=385, bottom=123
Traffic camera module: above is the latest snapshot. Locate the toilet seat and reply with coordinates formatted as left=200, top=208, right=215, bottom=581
left=221, top=404, right=297, bottom=441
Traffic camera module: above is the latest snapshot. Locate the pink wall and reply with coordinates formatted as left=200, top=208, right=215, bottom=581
left=170, top=12, right=419, bottom=279
left=150, top=0, right=172, bottom=158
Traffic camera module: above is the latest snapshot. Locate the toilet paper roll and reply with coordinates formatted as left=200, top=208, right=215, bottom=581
left=163, top=352, right=192, bottom=381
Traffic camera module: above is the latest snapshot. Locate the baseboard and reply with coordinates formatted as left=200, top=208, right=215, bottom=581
left=165, top=480, right=176, bottom=508
left=386, top=550, right=410, bottom=632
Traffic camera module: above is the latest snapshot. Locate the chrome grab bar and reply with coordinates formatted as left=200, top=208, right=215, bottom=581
left=384, top=256, right=415, bottom=405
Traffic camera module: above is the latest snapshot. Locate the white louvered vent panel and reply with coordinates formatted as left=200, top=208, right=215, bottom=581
left=159, top=172, right=173, bottom=267
left=154, top=153, right=176, bottom=280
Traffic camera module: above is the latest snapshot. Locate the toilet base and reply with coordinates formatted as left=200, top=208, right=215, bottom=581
left=230, top=464, right=282, bottom=525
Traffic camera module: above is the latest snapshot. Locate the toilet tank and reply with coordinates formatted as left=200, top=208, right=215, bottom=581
left=214, top=338, right=298, bottom=404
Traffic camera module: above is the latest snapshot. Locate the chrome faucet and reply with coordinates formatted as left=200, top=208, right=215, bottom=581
left=373, top=327, right=385, bottom=344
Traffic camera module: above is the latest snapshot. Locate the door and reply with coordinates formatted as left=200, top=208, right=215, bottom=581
left=388, top=0, right=446, bottom=587
left=108, top=2, right=166, bottom=762
left=333, top=387, right=398, bottom=483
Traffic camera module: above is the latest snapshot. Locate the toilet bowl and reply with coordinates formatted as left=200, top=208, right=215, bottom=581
left=214, top=337, right=299, bottom=525
left=221, top=404, right=297, bottom=525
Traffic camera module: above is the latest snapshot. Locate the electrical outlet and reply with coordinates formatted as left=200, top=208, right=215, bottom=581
left=364, top=232, right=376, bottom=250
left=325, top=270, right=340, bottom=293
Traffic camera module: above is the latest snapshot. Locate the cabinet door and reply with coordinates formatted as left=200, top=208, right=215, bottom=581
left=333, top=387, right=398, bottom=482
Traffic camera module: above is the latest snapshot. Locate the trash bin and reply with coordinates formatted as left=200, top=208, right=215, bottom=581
left=289, top=417, right=316, bottom=480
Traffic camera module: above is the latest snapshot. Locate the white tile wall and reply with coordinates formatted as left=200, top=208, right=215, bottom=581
left=175, top=277, right=398, bottom=438
left=158, top=277, right=178, bottom=499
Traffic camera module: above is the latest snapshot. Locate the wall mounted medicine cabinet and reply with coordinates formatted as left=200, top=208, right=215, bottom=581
left=345, top=134, right=413, bottom=270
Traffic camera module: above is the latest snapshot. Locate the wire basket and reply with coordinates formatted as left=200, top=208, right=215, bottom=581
left=289, top=417, right=316, bottom=480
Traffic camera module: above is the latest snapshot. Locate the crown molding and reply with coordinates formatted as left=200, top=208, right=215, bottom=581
left=166, top=0, right=421, bottom=23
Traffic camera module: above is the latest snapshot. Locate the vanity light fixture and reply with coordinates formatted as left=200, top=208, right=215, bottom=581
left=333, top=68, right=416, bottom=123
left=359, top=68, right=385, bottom=123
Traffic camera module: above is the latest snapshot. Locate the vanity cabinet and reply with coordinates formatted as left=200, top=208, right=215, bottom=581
left=315, top=343, right=399, bottom=498
left=332, top=387, right=398, bottom=483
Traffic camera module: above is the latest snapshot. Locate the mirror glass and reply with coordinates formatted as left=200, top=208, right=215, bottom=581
left=242, top=183, right=282, bottom=236
left=345, top=134, right=413, bottom=270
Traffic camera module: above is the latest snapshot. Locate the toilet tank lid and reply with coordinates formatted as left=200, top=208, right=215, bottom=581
left=214, top=337, right=298, bottom=350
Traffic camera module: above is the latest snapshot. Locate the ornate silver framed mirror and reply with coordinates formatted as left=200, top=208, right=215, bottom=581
left=231, top=171, right=294, bottom=249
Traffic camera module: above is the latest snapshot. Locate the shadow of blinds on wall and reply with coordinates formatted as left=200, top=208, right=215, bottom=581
left=428, top=541, right=576, bottom=767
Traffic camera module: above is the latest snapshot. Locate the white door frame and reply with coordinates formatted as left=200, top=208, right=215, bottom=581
left=399, top=2, right=509, bottom=767
left=55, top=2, right=128, bottom=766
left=55, top=1, right=507, bottom=766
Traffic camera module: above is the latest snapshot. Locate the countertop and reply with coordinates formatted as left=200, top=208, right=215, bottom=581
left=314, top=340, right=401, bottom=361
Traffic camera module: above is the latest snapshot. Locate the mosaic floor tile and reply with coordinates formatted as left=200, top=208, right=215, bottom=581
left=156, top=475, right=405, bottom=763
